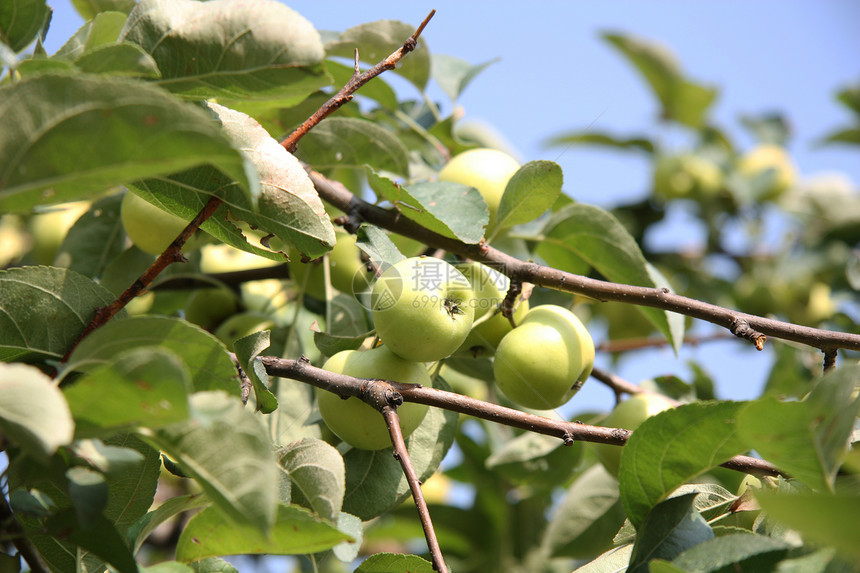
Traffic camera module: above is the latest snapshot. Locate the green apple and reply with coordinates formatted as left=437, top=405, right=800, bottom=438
left=737, top=144, right=797, bottom=200
left=199, top=243, right=279, bottom=274
left=493, top=305, right=594, bottom=410
left=213, top=312, right=275, bottom=351
left=653, top=154, right=723, bottom=200
left=371, top=256, right=476, bottom=362
left=592, top=392, right=675, bottom=477
left=0, top=215, right=29, bottom=267
left=184, top=288, right=239, bottom=331
left=121, top=191, right=189, bottom=256
left=28, top=201, right=90, bottom=264
left=438, top=148, right=520, bottom=233
left=455, top=261, right=529, bottom=357
left=317, top=345, right=431, bottom=450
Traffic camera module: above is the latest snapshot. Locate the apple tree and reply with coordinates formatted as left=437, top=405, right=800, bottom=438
left=1, top=2, right=860, bottom=572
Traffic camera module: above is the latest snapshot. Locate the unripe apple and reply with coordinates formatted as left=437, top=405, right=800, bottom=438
left=592, top=392, right=675, bottom=477
left=213, top=312, right=275, bottom=351
left=184, top=288, right=239, bottom=331
left=317, top=345, right=431, bottom=450
left=455, top=261, right=529, bottom=357
left=371, top=256, right=476, bottom=362
left=653, top=154, right=723, bottom=200
left=199, top=243, right=279, bottom=274
left=493, top=305, right=594, bottom=410
left=737, top=144, right=797, bottom=200
left=121, top=191, right=190, bottom=256
left=28, top=201, right=90, bottom=264
left=438, top=148, right=520, bottom=233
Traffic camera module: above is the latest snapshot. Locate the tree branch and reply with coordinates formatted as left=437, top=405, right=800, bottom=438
left=281, top=9, right=436, bottom=153
left=306, top=169, right=860, bottom=354
left=259, top=356, right=786, bottom=478
left=0, top=492, right=50, bottom=573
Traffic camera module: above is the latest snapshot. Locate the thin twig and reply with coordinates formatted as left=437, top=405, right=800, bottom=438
left=306, top=169, right=860, bottom=354
left=0, top=492, right=50, bottom=573
left=259, top=356, right=786, bottom=477
left=281, top=10, right=436, bottom=153
left=381, top=408, right=449, bottom=573
left=597, top=332, right=735, bottom=353
left=62, top=196, right=224, bottom=362
left=590, top=366, right=646, bottom=400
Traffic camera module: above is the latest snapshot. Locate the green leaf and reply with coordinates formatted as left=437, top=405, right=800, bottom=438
left=333, top=511, right=363, bottom=562
left=544, top=130, right=655, bottom=153
left=603, top=32, right=717, bottom=129
left=367, top=167, right=488, bottom=243
left=295, top=118, right=410, bottom=177
left=149, top=392, right=278, bottom=532
left=535, top=203, right=684, bottom=351
left=740, top=113, right=791, bottom=146
left=836, top=83, right=860, bottom=116
left=278, top=437, right=345, bottom=521
left=76, top=42, right=161, bottom=78
left=326, top=19, right=431, bottom=91
left=65, top=316, right=240, bottom=397
left=0, top=363, right=74, bottom=458
left=628, top=493, right=714, bottom=573
left=355, top=224, right=407, bottom=271
left=820, top=128, right=860, bottom=147
left=133, top=102, right=337, bottom=260
left=495, top=160, right=563, bottom=231
left=43, top=509, right=138, bottom=573
left=485, top=431, right=583, bottom=491
left=573, top=544, right=633, bottom=572
left=431, top=54, right=498, bottom=103
left=313, top=330, right=372, bottom=357
left=63, top=347, right=192, bottom=437
left=188, top=558, right=239, bottom=573
left=671, top=532, right=790, bottom=572
left=739, top=365, right=860, bottom=492
left=66, top=466, right=109, bottom=529
left=141, top=562, right=195, bottom=573
left=175, top=503, right=351, bottom=562
left=128, top=492, right=209, bottom=554
left=120, top=0, right=330, bottom=106
left=619, top=401, right=748, bottom=528
left=72, top=0, right=135, bottom=20
left=355, top=553, right=436, bottom=573
left=544, top=464, right=625, bottom=559
left=0, top=266, right=125, bottom=362
left=233, top=330, right=277, bottom=413
left=54, top=193, right=126, bottom=278
left=0, top=74, right=256, bottom=212
left=266, top=376, right=322, bottom=447
left=342, top=377, right=459, bottom=520
left=54, top=11, right=127, bottom=60
left=0, top=0, right=49, bottom=52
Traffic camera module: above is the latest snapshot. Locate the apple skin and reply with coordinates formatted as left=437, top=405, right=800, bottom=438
left=184, top=288, right=239, bottom=331
left=592, top=392, right=675, bottom=477
left=737, top=144, right=797, bottom=200
left=493, top=305, right=594, bottom=410
left=371, top=256, right=476, bottom=363
left=120, top=191, right=190, bottom=256
left=317, top=345, right=431, bottom=450
left=438, top=148, right=520, bottom=232
left=455, top=261, right=529, bottom=357
left=28, top=201, right=90, bottom=264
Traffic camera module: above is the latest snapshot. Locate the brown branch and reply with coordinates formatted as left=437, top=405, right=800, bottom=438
left=0, top=492, right=50, bottom=573
left=259, top=356, right=786, bottom=477
left=381, top=407, right=449, bottom=573
left=281, top=10, right=436, bottom=153
left=62, top=196, right=223, bottom=362
left=307, top=169, right=860, bottom=354
left=590, top=366, right=646, bottom=402
left=597, top=332, right=735, bottom=353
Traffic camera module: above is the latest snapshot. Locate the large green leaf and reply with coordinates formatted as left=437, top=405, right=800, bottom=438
left=495, top=160, right=563, bottom=232
left=149, top=391, right=278, bottom=532
left=295, top=118, right=410, bottom=177
left=55, top=193, right=126, bottom=278
left=120, top=0, right=330, bottom=105
left=341, top=378, right=459, bottom=520
left=355, top=553, right=436, bottom=573
left=0, top=266, right=124, bottom=362
left=627, top=493, right=714, bottom=573
left=54, top=10, right=128, bottom=60
left=0, top=74, right=257, bottom=212
left=132, top=102, right=337, bottom=261
left=42, top=509, right=138, bottom=573
left=738, top=365, right=860, bottom=492
left=670, top=532, right=790, bottom=572
left=603, top=32, right=717, bottom=129
left=0, top=0, right=49, bottom=52
left=278, top=437, right=345, bottom=521
left=0, top=362, right=74, bottom=458
left=128, top=492, right=210, bottom=554
left=619, top=401, right=748, bottom=528
left=325, top=19, right=431, bottom=91
left=175, top=503, right=350, bottom=562
left=64, top=316, right=240, bottom=397
left=535, top=203, right=684, bottom=350
left=367, top=167, right=487, bottom=244
left=63, top=347, right=192, bottom=438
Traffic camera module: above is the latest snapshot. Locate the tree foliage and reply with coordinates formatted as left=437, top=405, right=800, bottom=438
left=1, top=1, right=859, bottom=572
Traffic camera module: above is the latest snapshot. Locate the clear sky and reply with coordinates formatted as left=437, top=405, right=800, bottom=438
left=40, top=1, right=860, bottom=409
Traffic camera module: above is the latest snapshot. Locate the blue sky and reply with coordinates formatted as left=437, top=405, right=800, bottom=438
left=41, top=1, right=860, bottom=408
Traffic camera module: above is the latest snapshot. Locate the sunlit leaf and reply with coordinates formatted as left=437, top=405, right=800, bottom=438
left=278, top=437, right=345, bottom=521
left=628, top=493, right=713, bottom=572
left=495, top=160, right=563, bottom=231
left=671, top=532, right=790, bottom=572
left=431, top=54, right=498, bottom=103
left=355, top=553, right=436, bottom=573
left=0, top=0, right=49, bottom=52
left=72, top=0, right=135, bottom=20
left=55, top=193, right=126, bottom=279
left=545, top=131, right=655, bottom=153
left=295, top=118, right=410, bottom=177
